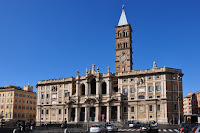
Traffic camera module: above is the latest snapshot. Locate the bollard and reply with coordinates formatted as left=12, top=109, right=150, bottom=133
left=64, top=128, right=68, bottom=133
left=13, top=129, right=16, bottom=133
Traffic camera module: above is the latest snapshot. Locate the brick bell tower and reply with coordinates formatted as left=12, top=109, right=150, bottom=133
left=115, top=5, right=133, bottom=73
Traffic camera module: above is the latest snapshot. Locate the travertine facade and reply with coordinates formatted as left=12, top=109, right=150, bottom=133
left=36, top=6, right=183, bottom=125
left=0, top=85, right=37, bottom=123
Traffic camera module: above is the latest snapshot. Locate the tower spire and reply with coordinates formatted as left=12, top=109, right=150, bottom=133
left=118, top=5, right=128, bottom=26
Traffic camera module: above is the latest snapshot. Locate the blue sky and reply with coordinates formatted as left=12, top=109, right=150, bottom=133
left=0, top=0, right=199, bottom=97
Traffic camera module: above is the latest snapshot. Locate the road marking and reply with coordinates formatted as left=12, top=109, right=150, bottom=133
left=174, top=129, right=179, bottom=132
left=163, top=129, right=167, bottom=132
left=169, top=129, right=173, bottom=132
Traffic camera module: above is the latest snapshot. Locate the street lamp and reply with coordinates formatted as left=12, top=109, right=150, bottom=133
left=174, top=74, right=182, bottom=125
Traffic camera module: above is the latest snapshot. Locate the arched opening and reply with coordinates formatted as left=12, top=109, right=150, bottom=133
left=91, top=78, right=96, bottom=95
left=81, top=84, right=85, bottom=96
left=102, top=82, right=107, bottom=94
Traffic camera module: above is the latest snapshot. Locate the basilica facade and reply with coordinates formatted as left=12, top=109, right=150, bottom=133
left=36, top=6, right=183, bottom=125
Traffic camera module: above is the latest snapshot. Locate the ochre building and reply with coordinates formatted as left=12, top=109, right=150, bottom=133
left=0, top=85, right=37, bottom=123
left=36, top=6, right=183, bottom=125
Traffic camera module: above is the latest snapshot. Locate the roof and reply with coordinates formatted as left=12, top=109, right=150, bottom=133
left=118, top=5, right=128, bottom=26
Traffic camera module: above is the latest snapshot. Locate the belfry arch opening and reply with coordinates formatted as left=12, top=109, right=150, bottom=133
left=91, top=78, right=96, bottom=95
left=81, top=84, right=85, bottom=96
left=102, top=82, right=107, bottom=94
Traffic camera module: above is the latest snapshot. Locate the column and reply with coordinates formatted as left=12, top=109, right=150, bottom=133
left=62, top=108, right=64, bottom=122
left=153, top=82, right=156, bottom=98
left=95, top=106, right=99, bottom=122
left=146, top=105, right=148, bottom=121
left=117, top=106, right=121, bottom=122
left=85, top=107, right=88, bottom=122
left=106, top=106, right=110, bottom=122
left=128, top=106, right=131, bottom=121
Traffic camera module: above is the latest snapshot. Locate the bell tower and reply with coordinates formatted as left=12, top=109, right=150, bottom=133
left=115, top=5, right=133, bottom=73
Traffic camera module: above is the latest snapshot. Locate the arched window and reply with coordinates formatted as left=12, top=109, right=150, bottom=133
left=81, top=84, right=85, bottom=96
left=91, top=79, right=96, bottom=95
left=102, top=82, right=106, bottom=94
left=138, top=95, right=145, bottom=99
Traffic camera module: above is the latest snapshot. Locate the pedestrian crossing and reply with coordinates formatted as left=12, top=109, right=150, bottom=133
left=118, top=128, right=179, bottom=132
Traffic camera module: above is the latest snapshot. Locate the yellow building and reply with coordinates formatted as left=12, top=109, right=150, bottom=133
left=0, top=85, right=37, bottom=123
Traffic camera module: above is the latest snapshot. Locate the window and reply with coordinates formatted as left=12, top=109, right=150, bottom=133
left=173, top=85, right=177, bottom=91
left=41, top=110, right=44, bottom=114
left=59, top=109, right=61, bottom=114
left=131, top=107, right=134, bottom=112
left=65, top=109, right=67, bottom=114
left=156, top=95, right=160, bottom=98
left=156, top=85, right=161, bottom=91
left=174, top=104, right=177, bottom=111
left=148, top=86, right=154, bottom=92
left=123, top=107, right=127, bottom=113
left=46, top=109, right=48, bottom=114
left=138, top=95, right=145, bottom=99
left=123, top=88, right=128, bottom=94
left=130, top=88, right=135, bottom=93
left=157, top=104, right=160, bottom=111
left=46, top=94, right=50, bottom=98
left=59, top=93, right=62, bottom=98
left=64, top=92, right=68, bottom=97
left=41, top=94, right=44, bottom=99
left=149, top=105, right=153, bottom=111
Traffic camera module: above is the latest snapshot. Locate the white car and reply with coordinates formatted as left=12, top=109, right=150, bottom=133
left=191, top=126, right=200, bottom=133
left=90, top=124, right=108, bottom=133
left=106, top=124, right=118, bottom=132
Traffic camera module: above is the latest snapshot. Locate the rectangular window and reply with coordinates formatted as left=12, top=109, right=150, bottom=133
left=131, top=107, right=134, bottom=112
left=59, top=109, right=61, bottom=114
left=123, top=107, right=127, bottom=113
left=174, top=104, right=177, bottom=111
left=123, top=88, right=128, bottom=94
left=156, top=85, right=161, bottom=91
left=46, top=109, right=48, bottom=114
left=59, top=93, right=62, bottom=98
left=41, top=94, right=44, bottom=99
left=148, top=86, right=154, bottom=92
left=157, top=104, right=160, bottom=111
left=173, top=85, right=177, bottom=91
left=149, top=105, right=153, bottom=111
left=130, top=88, right=135, bottom=93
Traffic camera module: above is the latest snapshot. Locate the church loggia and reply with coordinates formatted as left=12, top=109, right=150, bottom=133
left=36, top=6, right=183, bottom=125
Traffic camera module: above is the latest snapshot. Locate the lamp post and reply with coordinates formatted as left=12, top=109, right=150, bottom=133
left=175, top=74, right=182, bottom=125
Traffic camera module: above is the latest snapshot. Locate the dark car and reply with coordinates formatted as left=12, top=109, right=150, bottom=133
left=140, top=124, right=158, bottom=133
left=178, top=123, right=198, bottom=133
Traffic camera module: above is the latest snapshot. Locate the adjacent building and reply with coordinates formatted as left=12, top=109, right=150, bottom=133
left=0, top=85, right=37, bottom=123
left=36, top=6, right=183, bottom=125
left=183, top=91, right=200, bottom=115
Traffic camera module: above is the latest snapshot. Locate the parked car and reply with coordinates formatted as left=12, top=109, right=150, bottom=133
left=191, top=126, right=200, bottom=133
left=129, top=122, right=141, bottom=128
left=179, top=123, right=198, bottom=133
left=106, top=124, right=118, bottom=132
left=140, top=124, right=158, bottom=133
left=90, top=124, right=108, bottom=133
